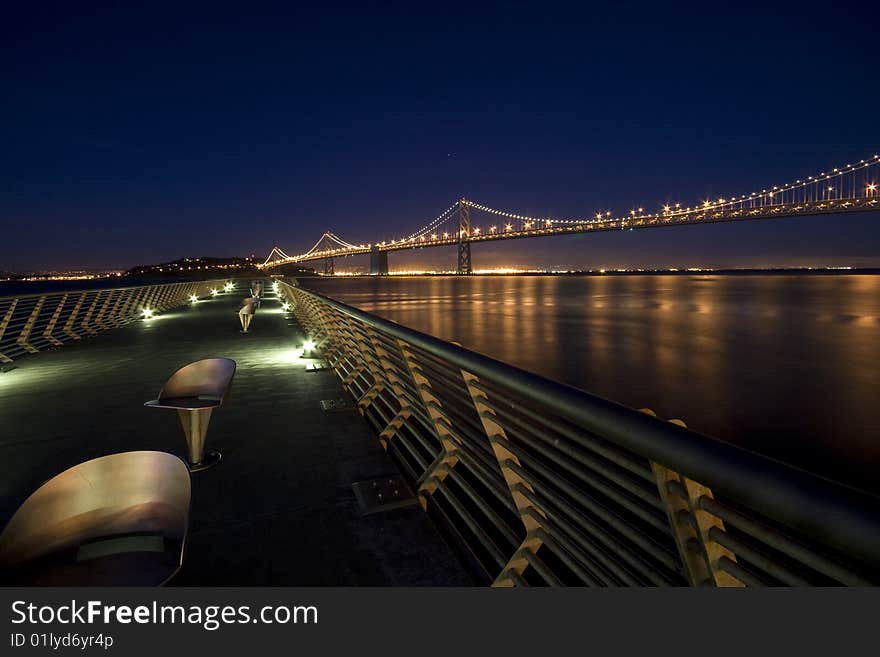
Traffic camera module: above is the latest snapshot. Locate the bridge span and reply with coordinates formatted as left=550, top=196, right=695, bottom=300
left=262, top=153, right=880, bottom=274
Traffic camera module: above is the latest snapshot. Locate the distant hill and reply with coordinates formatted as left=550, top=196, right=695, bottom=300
left=124, top=256, right=261, bottom=280
left=123, top=256, right=316, bottom=280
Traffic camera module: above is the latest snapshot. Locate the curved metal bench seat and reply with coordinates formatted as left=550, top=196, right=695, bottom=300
left=144, top=358, right=236, bottom=470
left=0, top=451, right=191, bottom=586
left=145, top=358, right=236, bottom=409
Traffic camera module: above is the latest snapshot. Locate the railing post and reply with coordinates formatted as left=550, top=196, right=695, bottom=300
left=640, top=410, right=743, bottom=587
left=289, top=284, right=384, bottom=413
left=0, top=299, right=19, bottom=363
left=348, top=326, right=386, bottom=410
left=79, top=291, right=103, bottom=335
left=154, top=284, right=168, bottom=310
left=326, top=308, right=365, bottom=386
left=42, top=295, right=67, bottom=346
left=153, top=285, right=170, bottom=311
left=105, top=287, right=130, bottom=326
left=92, top=289, right=119, bottom=330
left=319, top=315, right=348, bottom=369
left=369, top=332, right=413, bottom=449
left=310, top=294, right=346, bottom=362
left=461, top=371, right=544, bottom=586
left=151, top=284, right=167, bottom=310
left=166, top=283, right=181, bottom=308
left=140, top=286, right=159, bottom=314
left=113, top=288, right=140, bottom=325
left=167, top=282, right=183, bottom=308
left=129, top=284, right=151, bottom=318
left=62, top=292, right=87, bottom=340
left=302, top=288, right=355, bottom=372
left=122, top=287, right=147, bottom=322
left=16, top=296, right=46, bottom=353
left=292, top=288, right=324, bottom=342
left=397, top=340, right=460, bottom=508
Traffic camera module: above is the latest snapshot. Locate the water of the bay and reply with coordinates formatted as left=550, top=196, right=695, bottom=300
left=303, top=274, right=880, bottom=493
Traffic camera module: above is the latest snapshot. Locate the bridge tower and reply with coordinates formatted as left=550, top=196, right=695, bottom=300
left=457, top=198, right=472, bottom=275
left=324, top=257, right=335, bottom=276
left=370, top=245, right=389, bottom=275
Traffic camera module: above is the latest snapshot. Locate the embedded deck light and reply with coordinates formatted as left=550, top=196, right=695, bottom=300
left=281, top=302, right=291, bottom=311
left=141, top=308, right=154, bottom=319
left=189, top=294, right=199, bottom=303
left=211, top=288, right=219, bottom=296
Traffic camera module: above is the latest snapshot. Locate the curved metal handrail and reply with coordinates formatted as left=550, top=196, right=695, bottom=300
left=287, top=283, right=880, bottom=581
left=0, top=279, right=231, bottom=364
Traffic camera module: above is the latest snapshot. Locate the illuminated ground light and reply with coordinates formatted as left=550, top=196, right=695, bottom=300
left=281, top=302, right=291, bottom=311
left=211, top=288, right=219, bottom=296
left=189, top=294, right=199, bottom=303
left=301, top=339, right=320, bottom=358
left=141, top=308, right=154, bottom=319
left=224, top=282, right=234, bottom=292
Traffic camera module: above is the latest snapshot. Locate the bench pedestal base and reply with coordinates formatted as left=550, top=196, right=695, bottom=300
left=189, top=449, right=222, bottom=472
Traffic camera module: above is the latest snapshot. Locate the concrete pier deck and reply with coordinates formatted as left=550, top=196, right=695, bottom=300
left=0, top=284, right=471, bottom=585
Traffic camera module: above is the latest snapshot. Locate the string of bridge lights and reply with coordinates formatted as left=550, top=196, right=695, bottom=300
left=464, top=154, right=880, bottom=227
left=287, top=231, right=368, bottom=262
left=401, top=202, right=459, bottom=242
left=262, top=246, right=292, bottom=267
left=464, top=199, right=587, bottom=226
left=323, top=231, right=361, bottom=250
left=680, top=153, right=880, bottom=213
left=265, top=153, right=879, bottom=264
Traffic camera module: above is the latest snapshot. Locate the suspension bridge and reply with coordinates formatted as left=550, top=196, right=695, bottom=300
left=262, top=154, right=880, bottom=274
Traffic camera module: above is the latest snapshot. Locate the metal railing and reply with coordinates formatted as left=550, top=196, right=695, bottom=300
left=279, top=279, right=880, bottom=587
left=0, top=280, right=229, bottom=364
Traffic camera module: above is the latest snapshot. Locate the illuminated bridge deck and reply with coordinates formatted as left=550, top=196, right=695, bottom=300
left=0, top=288, right=471, bottom=585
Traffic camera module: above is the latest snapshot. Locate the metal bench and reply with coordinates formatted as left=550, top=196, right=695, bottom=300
left=144, top=357, right=236, bottom=471
left=0, top=451, right=190, bottom=586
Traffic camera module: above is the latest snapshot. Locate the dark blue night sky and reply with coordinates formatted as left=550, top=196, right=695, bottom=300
left=2, top=1, right=878, bottom=271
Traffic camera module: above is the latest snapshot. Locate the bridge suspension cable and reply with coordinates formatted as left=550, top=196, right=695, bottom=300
left=321, top=232, right=357, bottom=250
left=400, top=202, right=460, bottom=241
left=463, top=152, right=880, bottom=228
left=300, top=233, right=334, bottom=259
left=262, top=246, right=293, bottom=267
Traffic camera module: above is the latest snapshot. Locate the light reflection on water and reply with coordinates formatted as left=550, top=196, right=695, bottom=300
left=304, top=274, right=880, bottom=492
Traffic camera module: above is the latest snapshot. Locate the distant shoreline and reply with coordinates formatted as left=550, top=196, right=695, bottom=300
left=317, top=267, right=880, bottom=278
